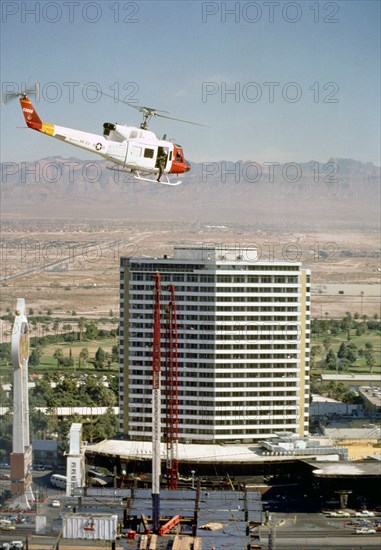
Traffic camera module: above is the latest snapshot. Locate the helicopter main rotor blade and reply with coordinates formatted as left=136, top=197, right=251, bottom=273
left=151, top=112, right=208, bottom=127
left=96, top=89, right=169, bottom=115
left=95, top=88, right=206, bottom=127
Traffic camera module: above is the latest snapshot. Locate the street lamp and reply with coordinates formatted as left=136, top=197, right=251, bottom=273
left=191, top=470, right=195, bottom=489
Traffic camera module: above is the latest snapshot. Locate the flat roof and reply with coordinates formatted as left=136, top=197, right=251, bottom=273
left=86, top=439, right=338, bottom=463
left=306, top=461, right=381, bottom=477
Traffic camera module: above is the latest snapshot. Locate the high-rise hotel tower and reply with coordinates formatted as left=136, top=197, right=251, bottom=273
left=119, top=245, right=310, bottom=444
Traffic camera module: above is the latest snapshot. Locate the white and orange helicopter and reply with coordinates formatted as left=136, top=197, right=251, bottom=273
left=11, top=86, right=204, bottom=185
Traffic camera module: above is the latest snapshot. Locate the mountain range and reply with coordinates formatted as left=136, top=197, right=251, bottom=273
left=1, top=157, right=380, bottom=228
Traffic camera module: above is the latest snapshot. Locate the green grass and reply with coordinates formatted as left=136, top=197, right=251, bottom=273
left=311, top=326, right=381, bottom=376
left=0, top=336, right=118, bottom=377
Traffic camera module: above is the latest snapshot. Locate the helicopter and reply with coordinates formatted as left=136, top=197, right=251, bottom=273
left=15, top=87, right=204, bottom=185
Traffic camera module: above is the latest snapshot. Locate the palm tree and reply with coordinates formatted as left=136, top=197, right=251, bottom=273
left=78, top=317, right=85, bottom=341
left=364, top=342, right=375, bottom=374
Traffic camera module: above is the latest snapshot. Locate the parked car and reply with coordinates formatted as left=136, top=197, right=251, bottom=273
left=0, top=524, right=16, bottom=531
left=51, top=500, right=60, bottom=507
left=0, top=463, right=10, bottom=469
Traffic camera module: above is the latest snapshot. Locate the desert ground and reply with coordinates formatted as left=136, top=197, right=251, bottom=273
left=1, top=219, right=379, bottom=321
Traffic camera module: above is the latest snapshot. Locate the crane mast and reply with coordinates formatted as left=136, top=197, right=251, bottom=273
left=152, top=273, right=161, bottom=533
left=165, top=284, right=179, bottom=489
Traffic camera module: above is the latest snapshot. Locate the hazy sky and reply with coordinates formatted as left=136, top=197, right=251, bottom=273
left=1, top=0, right=380, bottom=164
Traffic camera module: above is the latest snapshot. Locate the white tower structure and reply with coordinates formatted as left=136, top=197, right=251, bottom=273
left=10, top=298, right=33, bottom=505
left=66, top=423, right=86, bottom=497
left=119, top=245, right=310, bottom=443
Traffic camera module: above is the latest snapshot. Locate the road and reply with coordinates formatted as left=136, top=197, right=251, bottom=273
left=258, top=512, right=381, bottom=549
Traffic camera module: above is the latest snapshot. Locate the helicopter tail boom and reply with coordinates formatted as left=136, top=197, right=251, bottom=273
left=19, top=95, right=109, bottom=156
left=20, top=95, right=54, bottom=135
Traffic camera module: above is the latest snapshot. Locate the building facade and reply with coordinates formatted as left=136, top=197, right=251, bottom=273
left=119, top=245, right=310, bottom=444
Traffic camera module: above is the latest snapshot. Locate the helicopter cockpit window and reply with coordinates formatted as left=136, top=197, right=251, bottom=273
left=144, top=148, right=154, bottom=159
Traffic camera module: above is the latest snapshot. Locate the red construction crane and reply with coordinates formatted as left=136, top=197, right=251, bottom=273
left=165, top=283, right=179, bottom=489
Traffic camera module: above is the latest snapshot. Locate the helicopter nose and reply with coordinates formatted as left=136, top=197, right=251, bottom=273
left=185, top=160, right=191, bottom=172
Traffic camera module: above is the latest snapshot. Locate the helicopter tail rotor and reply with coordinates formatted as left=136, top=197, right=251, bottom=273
left=1, top=82, right=40, bottom=105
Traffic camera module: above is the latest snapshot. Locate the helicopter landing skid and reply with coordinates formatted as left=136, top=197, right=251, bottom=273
left=105, top=164, right=182, bottom=185
left=133, top=171, right=182, bottom=186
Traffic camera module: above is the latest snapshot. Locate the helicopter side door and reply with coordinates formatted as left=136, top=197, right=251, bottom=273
left=125, top=142, right=159, bottom=171
left=155, top=146, right=171, bottom=171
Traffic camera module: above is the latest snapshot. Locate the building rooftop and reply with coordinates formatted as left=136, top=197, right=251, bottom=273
left=359, top=386, right=381, bottom=407
left=86, top=438, right=343, bottom=463
left=307, top=461, right=381, bottom=477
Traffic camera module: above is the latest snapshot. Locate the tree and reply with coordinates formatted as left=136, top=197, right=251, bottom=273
left=30, top=378, right=53, bottom=407
left=323, top=381, right=359, bottom=404
left=29, top=348, right=41, bottom=366
left=79, top=348, right=89, bottom=368
left=345, top=348, right=357, bottom=364
left=337, top=342, right=347, bottom=359
left=85, top=322, right=99, bottom=340
left=0, top=414, right=12, bottom=460
left=30, top=408, right=49, bottom=439
left=0, top=343, right=11, bottom=364
left=337, top=342, right=356, bottom=363
left=61, top=357, right=75, bottom=368
left=322, top=336, right=333, bottom=354
left=53, top=319, right=60, bottom=336
left=341, top=313, right=352, bottom=341
left=325, top=349, right=337, bottom=370
left=356, top=324, right=366, bottom=336
left=78, top=317, right=85, bottom=341
left=106, top=374, right=118, bottom=397
left=84, top=408, right=118, bottom=443
left=0, top=384, right=10, bottom=407
left=53, top=348, right=64, bottom=366
left=111, top=344, right=119, bottom=363
left=329, top=320, right=341, bottom=336
left=364, top=342, right=376, bottom=374
left=338, top=358, right=351, bottom=372
left=94, top=347, right=106, bottom=369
